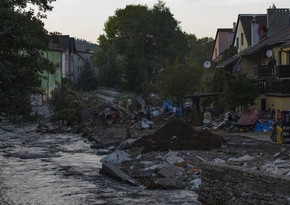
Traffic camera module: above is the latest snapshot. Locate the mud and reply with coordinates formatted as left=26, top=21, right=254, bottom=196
left=135, top=119, right=225, bottom=152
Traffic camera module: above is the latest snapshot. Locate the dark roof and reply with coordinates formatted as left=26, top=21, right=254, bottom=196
left=216, top=53, right=241, bottom=69
left=282, top=40, right=290, bottom=48
left=58, top=35, right=76, bottom=53
left=76, top=44, right=94, bottom=53
left=48, top=42, right=63, bottom=52
left=217, top=25, right=290, bottom=68
left=233, top=14, right=267, bottom=45
left=242, top=25, right=290, bottom=56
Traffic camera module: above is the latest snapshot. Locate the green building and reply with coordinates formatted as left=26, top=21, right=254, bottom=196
left=40, top=42, right=63, bottom=104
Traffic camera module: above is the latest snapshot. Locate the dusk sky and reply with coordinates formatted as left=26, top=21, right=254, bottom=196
left=43, top=0, right=289, bottom=43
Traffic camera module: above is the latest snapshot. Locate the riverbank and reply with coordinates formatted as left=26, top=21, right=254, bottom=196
left=0, top=123, right=200, bottom=205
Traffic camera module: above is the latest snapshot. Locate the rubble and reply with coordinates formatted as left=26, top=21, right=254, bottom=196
left=96, top=118, right=290, bottom=191
left=34, top=101, right=290, bottom=195
left=132, top=119, right=225, bottom=153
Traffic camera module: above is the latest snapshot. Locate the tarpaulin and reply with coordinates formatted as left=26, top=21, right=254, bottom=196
left=237, top=106, right=259, bottom=126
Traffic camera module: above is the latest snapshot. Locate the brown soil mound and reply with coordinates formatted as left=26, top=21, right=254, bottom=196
left=136, top=119, right=225, bottom=153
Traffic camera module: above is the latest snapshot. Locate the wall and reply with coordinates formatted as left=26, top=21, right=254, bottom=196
left=266, top=96, right=290, bottom=111
left=198, top=162, right=290, bottom=205
left=41, top=50, right=62, bottom=103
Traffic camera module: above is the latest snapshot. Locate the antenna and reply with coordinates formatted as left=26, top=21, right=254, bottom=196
left=203, top=61, right=211, bottom=69
left=266, top=49, right=273, bottom=58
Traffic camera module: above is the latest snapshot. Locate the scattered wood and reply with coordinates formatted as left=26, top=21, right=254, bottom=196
left=194, top=154, right=207, bottom=162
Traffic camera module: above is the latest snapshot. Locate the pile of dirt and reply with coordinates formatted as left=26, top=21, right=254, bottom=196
left=135, top=119, right=226, bottom=153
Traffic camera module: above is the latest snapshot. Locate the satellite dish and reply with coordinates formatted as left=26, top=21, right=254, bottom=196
left=203, top=61, right=211, bottom=69
left=266, top=49, right=273, bottom=58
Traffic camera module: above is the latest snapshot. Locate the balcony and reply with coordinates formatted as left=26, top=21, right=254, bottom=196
left=256, top=79, right=290, bottom=95
left=255, top=65, right=290, bottom=79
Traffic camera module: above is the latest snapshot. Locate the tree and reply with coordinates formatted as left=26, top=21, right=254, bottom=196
left=219, top=73, right=260, bottom=111
left=77, top=59, right=98, bottom=91
left=157, top=62, right=203, bottom=99
left=0, top=0, right=55, bottom=119
left=218, top=44, right=238, bottom=63
left=94, top=1, right=189, bottom=91
left=50, top=79, right=82, bottom=125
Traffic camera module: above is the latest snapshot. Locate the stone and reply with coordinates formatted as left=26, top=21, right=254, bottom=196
left=153, top=178, right=179, bottom=189
left=158, top=164, right=185, bottom=178
left=100, top=150, right=131, bottom=164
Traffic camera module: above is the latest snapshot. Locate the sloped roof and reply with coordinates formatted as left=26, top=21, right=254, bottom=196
left=241, top=14, right=267, bottom=46
left=242, top=25, right=290, bottom=55
left=48, top=42, right=63, bottom=51
left=216, top=25, right=290, bottom=68
left=216, top=53, right=241, bottom=69
left=233, top=14, right=267, bottom=45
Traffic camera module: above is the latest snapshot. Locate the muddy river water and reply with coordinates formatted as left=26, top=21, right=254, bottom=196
left=0, top=126, right=199, bottom=205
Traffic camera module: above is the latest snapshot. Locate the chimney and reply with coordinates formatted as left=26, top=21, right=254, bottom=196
left=267, top=7, right=290, bottom=36
left=233, top=22, right=236, bottom=32
left=251, top=15, right=259, bottom=46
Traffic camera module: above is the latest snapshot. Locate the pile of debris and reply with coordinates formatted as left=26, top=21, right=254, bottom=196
left=133, top=119, right=225, bottom=153
left=90, top=115, right=290, bottom=193
left=99, top=119, right=227, bottom=190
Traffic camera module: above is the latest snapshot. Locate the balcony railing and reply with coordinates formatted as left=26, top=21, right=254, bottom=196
left=267, top=79, right=290, bottom=94
left=256, top=79, right=290, bottom=95
left=255, top=65, right=290, bottom=79
left=276, top=65, right=290, bottom=78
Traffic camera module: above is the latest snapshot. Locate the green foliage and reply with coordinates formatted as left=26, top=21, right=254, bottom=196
left=157, top=62, right=203, bottom=98
left=94, top=1, right=190, bottom=91
left=0, top=0, right=55, bottom=119
left=50, top=79, right=82, bottom=125
left=219, top=73, right=260, bottom=111
left=77, top=59, right=98, bottom=91
left=218, top=44, right=238, bottom=63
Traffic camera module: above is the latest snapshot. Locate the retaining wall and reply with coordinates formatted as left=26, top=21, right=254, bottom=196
left=198, top=162, right=290, bottom=205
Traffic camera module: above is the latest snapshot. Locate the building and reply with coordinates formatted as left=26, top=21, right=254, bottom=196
left=59, top=35, right=76, bottom=80
left=211, top=28, right=234, bottom=62
left=73, top=44, right=97, bottom=83
left=216, top=6, right=290, bottom=112
left=233, top=14, right=267, bottom=52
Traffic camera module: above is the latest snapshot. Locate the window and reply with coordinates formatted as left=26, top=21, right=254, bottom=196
left=78, top=66, right=81, bottom=73
left=241, top=33, right=244, bottom=46
left=236, top=37, right=239, bottom=49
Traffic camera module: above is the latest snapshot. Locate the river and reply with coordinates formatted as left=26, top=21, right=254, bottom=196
left=0, top=125, right=199, bottom=205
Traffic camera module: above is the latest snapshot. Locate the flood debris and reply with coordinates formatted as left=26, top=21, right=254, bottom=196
left=95, top=117, right=290, bottom=191
left=101, top=162, right=139, bottom=186
left=32, top=97, right=289, bottom=193
left=132, top=119, right=225, bottom=153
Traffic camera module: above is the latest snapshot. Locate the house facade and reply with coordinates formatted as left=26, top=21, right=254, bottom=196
left=39, top=42, right=62, bottom=105
left=73, top=46, right=97, bottom=83
left=211, top=28, right=234, bottom=62
left=241, top=26, right=290, bottom=111
left=233, top=14, right=267, bottom=52
left=216, top=6, right=290, bottom=112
